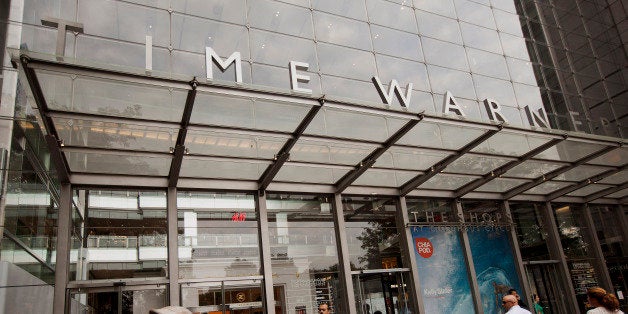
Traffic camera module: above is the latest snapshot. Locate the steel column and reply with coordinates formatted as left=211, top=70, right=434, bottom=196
left=255, top=192, right=275, bottom=314
left=503, top=201, right=532, bottom=306
left=53, top=184, right=72, bottom=314
left=397, top=196, right=425, bottom=314
left=454, top=200, right=484, bottom=314
left=539, top=202, right=579, bottom=313
left=167, top=187, right=180, bottom=305
left=332, top=193, right=357, bottom=314
left=582, top=204, right=613, bottom=292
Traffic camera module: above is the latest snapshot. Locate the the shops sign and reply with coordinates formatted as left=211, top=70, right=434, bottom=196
left=206, top=47, right=552, bottom=129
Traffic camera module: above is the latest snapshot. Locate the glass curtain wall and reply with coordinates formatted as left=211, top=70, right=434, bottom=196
left=177, top=191, right=261, bottom=313
left=342, top=196, right=412, bottom=314
left=589, top=204, right=628, bottom=312
left=266, top=193, right=340, bottom=314
left=552, top=203, right=602, bottom=312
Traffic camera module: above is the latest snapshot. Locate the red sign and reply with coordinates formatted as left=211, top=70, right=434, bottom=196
left=232, top=212, right=247, bottom=222
left=415, top=237, right=433, bottom=258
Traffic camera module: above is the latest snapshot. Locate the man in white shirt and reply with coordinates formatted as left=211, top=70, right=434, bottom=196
left=502, top=295, right=532, bottom=314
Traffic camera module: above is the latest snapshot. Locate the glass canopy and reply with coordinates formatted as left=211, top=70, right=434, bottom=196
left=15, top=52, right=627, bottom=202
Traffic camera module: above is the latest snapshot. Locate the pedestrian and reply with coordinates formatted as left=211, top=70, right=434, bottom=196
left=503, top=295, right=533, bottom=314
left=586, top=287, right=624, bottom=314
left=532, top=294, right=544, bottom=314
left=509, top=288, right=529, bottom=310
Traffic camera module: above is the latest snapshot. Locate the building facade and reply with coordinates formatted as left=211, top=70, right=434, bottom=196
left=0, top=0, right=626, bottom=313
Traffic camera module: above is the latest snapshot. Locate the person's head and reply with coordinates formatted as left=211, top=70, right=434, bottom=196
left=318, top=302, right=331, bottom=314
left=502, top=295, right=518, bottom=311
left=508, top=288, right=521, bottom=300
left=533, top=294, right=540, bottom=303
left=587, top=287, right=620, bottom=311
left=374, top=311, right=382, bottom=314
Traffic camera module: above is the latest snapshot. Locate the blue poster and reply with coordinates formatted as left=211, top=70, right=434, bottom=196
left=411, top=227, right=475, bottom=314
left=468, top=228, right=521, bottom=314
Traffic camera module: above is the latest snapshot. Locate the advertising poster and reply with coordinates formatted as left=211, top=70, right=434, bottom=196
left=411, top=227, right=475, bottom=314
left=468, top=228, right=521, bottom=314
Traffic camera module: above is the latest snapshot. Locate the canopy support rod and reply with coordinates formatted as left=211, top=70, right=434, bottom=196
left=335, top=114, right=424, bottom=193
left=585, top=181, right=628, bottom=203
left=546, top=165, right=628, bottom=201
left=168, top=78, right=198, bottom=187
left=454, top=136, right=567, bottom=198
left=503, top=144, right=621, bottom=199
left=258, top=97, right=325, bottom=193
left=399, top=125, right=502, bottom=196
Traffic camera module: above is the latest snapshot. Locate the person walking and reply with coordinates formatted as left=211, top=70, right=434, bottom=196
left=586, top=287, right=624, bottom=314
left=503, top=295, right=533, bottom=314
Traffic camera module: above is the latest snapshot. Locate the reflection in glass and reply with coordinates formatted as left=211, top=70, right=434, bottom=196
left=75, top=190, right=167, bottom=280
left=510, top=203, right=550, bottom=260
left=267, top=193, right=342, bottom=314
left=342, top=196, right=402, bottom=270
left=178, top=192, right=259, bottom=279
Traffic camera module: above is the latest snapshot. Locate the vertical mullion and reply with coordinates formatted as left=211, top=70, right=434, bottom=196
left=396, top=196, right=425, bottom=314
left=167, top=187, right=180, bottom=305
left=454, top=200, right=483, bottom=314
left=503, top=201, right=532, bottom=306
left=255, top=192, right=275, bottom=314
left=583, top=204, right=613, bottom=291
left=540, top=202, right=580, bottom=313
left=332, top=193, right=357, bottom=314
left=53, top=184, right=71, bottom=314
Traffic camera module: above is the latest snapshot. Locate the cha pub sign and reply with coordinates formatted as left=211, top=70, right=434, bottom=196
left=205, top=47, right=553, bottom=130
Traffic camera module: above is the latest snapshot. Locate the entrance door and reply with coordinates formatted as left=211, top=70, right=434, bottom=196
left=181, top=279, right=284, bottom=314
left=69, top=284, right=167, bottom=313
left=525, top=262, right=568, bottom=314
left=353, top=270, right=411, bottom=314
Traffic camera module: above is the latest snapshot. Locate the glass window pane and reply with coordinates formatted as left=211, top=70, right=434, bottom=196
left=474, top=177, right=528, bottom=192
left=397, top=122, right=487, bottom=150
left=510, top=202, right=550, bottom=260
left=416, top=11, right=462, bottom=44
left=185, top=129, right=287, bottom=159
left=421, top=174, right=478, bottom=190
left=37, top=70, right=188, bottom=123
left=454, top=0, right=496, bottom=29
left=504, top=161, right=564, bottom=179
left=414, top=0, right=456, bottom=18
left=422, top=38, right=469, bottom=71
left=371, top=25, right=423, bottom=61
left=81, top=190, right=167, bottom=280
left=178, top=192, right=259, bottom=279
left=366, top=0, right=417, bottom=32
left=304, top=108, right=407, bottom=142
left=352, top=169, right=419, bottom=187
left=428, top=65, right=476, bottom=99
left=171, top=0, right=246, bottom=24
left=507, top=57, right=539, bottom=85
left=588, top=147, right=628, bottom=166
left=291, top=139, right=376, bottom=165
left=312, top=0, right=367, bottom=20
left=598, top=170, right=628, bottom=185
left=267, top=194, right=343, bottom=313
left=171, top=14, right=250, bottom=58
left=250, top=30, right=318, bottom=69
left=492, top=8, right=524, bottom=36
left=375, top=55, right=430, bottom=92
left=65, top=151, right=171, bottom=176
left=274, top=164, right=349, bottom=184
left=342, top=196, right=402, bottom=270
left=566, top=184, right=614, bottom=197
left=467, top=48, right=509, bottom=79
left=317, top=43, right=377, bottom=80
left=554, top=165, right=610, bottom=182
left=525, top=181, right=573, bottom=194
left=313, top=12, right=372, bottom=50
left=473, top=74, right=518, bottom=106
left=460, top=22, right=502, bottom=54
left=445, top=155, right=511, bottom=175
left=248, top=0, right=314, bottom=38
left=534, top=141, right=609, bottom=162
left=53, top=117, right=177, bottom=152
left=473, top=132, right=553, bottom=157
left=388, top=147, right=449, bottom=171
left=180, top=157, right=268, bottom=180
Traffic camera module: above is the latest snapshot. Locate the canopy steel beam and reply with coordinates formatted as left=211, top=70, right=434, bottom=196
left=546, top=165, right=628, bottom=201
left=21, top=56, right=72, bottom=183
left=503, top=144, right=621, bottom=199
left=585, top=181, right=628, bottom=203
left=335, top=115, right=423, bottom=193
left=45, top=134, right=70, bottom=184
left=168, top=79, right=198, bottom=187
left=399, top=126, right=502, bottom=196
left=454, top=137, right=566, bottom=198
left=258, top=98, right=324, bottom=193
